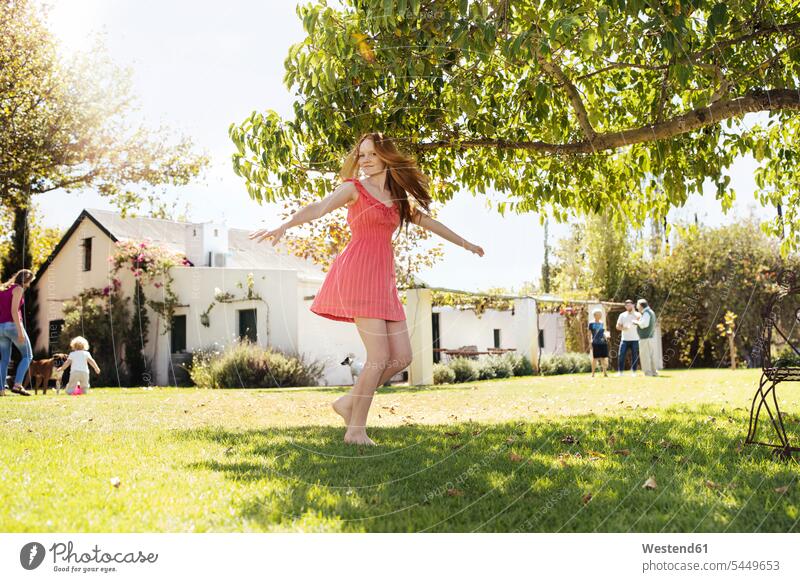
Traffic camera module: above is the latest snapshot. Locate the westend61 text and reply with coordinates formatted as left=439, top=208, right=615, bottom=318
left=49, top=542, right=159, bottom=564
left=642, top=543, right=708, bottom=554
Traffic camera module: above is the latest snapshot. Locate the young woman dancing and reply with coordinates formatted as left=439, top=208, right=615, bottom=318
left=251, top=133, right=484, bottom=445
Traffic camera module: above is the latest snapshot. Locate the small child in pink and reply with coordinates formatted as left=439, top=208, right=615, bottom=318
left=57, top=336, right=101, bottom=394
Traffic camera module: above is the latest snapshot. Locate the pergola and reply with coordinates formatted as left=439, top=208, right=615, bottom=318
left=404, top=286, right=624, bottom=385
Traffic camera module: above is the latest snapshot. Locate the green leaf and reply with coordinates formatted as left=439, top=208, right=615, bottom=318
left=580, top=29, right=596, bottom=53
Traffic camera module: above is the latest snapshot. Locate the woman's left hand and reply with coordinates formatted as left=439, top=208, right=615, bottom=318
left=465, top=242, right=484, bottom=257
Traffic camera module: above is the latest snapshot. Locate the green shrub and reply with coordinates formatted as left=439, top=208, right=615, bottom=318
left=539, top=352, right=592, bottom=376
left=448, top=357, right=479, bottom=382
left=477, top=359, right=496, bottom=380
left=432, top=363, right=456, bottom=384
left=501, top=352, right=535, bottom=376
left=189, top=341, right=323, bottom=388
left=477, top=355, right=514, bottom=380
left=772, top=346, right=800, bottom=367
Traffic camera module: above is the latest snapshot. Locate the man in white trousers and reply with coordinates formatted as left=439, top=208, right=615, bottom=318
left=633, top=298, right=659, bottom=376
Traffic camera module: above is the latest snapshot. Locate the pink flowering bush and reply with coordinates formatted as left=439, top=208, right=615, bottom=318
left=109, top=240, right=190, bottom=334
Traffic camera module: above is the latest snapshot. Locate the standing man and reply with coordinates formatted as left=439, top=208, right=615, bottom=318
left=615, top=299, right=640, bottom=377
left=633, top=298, right=659, bottom=377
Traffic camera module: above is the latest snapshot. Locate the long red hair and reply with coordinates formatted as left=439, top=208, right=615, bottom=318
left=340, top=133, right=432, bottom=229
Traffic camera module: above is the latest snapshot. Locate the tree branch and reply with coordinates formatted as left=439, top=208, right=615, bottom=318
left=538, top=58, right=596, bottom=141
left=415, top=89, right=800, bottom=155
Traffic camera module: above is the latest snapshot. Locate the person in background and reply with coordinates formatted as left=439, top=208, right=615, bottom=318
left=0, top=269, right=35, bottom=396
left=633, top=298, right=659, bottom=377
left=615, top=299, right=641, bottom=377
left=57, top=336, right=101, bottom=394
left=588, top=309, right=610, bottom=377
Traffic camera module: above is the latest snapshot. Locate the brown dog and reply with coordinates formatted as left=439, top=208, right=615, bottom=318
left=25, top=353, right=68, bottom=395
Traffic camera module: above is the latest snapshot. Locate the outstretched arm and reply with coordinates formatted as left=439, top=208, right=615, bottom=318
left=410, top=209, right=484, bottom=256
left=88, top=356, right=101, bottom=375
left=57, top=358, right=72, bottom=373
left=249, top=181, right=358, bottom=245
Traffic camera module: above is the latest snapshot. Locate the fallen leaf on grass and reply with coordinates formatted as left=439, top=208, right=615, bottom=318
left=704, top=480, right=721, bottom=490
left=607, top=434, right=617, bottom=446
left=444, top=431, right=460, bottom=438
left=110, top=477, right=121, bottom=488
left=447, top=488, right=464, bottom=497
left=586, top=450, right=606, bottom=459
left=613, top=449, right=631, bottom=456
left=506, top=436, right=517, bottom=444
left=774, top=485, right=791, bottom=494
left=509, top=452, right=524, bottom=462
left=582, top=492, right=593, bottom=505
left=561, top=435, right=579, bottom=445
left=659, top=439, right=683, bottom=451
left=451, top=444, right=463, bottom=450
left=642, top=476, right=658, bottom=490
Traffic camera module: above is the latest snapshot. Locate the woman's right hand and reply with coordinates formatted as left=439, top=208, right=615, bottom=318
left=249, top=224, right=287, bottom=246
left=464, top=242, right=485, bottom=257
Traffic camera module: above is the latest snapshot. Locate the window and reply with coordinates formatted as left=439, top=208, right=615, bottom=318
left=171, top=315, right=187, bottom=353
left=538, top=330, right=545, bottom=349
left=48, top=320, right=64, bottom=355
left=493, top=329, right=501, bottom=349
left=238, top=309, right=257, bottom=343
left=82, top=237, right=93, bottom=271
left=432, top=313, right=441, bottom=364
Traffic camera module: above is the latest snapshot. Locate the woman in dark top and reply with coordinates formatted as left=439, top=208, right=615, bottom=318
left=588, top=309, right=609, bottom=377
left=0, top=269, right=34, bottom=396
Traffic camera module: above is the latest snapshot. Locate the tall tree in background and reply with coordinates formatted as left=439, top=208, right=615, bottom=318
left=0, top=0, right=207, bottom=265
left=650, top=221, right=800, bottom=366
left=552, top=212, right=640, bottom=300
left=541, top=218, right=552, bottom=293
left=1, top=0, right=207, bottom=347
left=231, top=0, right=800, bottom=250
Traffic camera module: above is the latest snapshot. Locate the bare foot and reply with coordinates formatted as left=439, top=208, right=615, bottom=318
left=332, top=394, right=353, bottom=425
left=344, top=430, right=377, bottom=446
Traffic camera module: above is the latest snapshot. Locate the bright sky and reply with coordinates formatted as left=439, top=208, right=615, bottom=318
left=39, top=0, right=773, bottom=293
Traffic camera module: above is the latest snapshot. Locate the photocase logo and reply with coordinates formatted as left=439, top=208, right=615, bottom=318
left=20, top=542, right=46, bottom=570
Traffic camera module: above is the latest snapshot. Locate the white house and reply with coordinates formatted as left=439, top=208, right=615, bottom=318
left=33, top=209, right=364, bottom=386
left=33, top=209, right=661, bottom=387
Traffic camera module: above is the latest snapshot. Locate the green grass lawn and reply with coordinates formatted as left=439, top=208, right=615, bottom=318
left=2, top=369, right=799, bottom=532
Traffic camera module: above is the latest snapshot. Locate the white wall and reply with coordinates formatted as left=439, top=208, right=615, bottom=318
left=155, top=267, right=299, bottom=385
left=434, top=306, right=515, bottom=353
left=34, top=218, right=123, bottom=354
left=538, top=312, right=566, bottom=355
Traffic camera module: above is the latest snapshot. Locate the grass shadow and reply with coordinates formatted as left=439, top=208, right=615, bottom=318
left=175, top=408, right=800, bottom=532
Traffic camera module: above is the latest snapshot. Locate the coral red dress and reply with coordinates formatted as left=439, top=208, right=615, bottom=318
left=310, top=178, right=406, bottom=323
